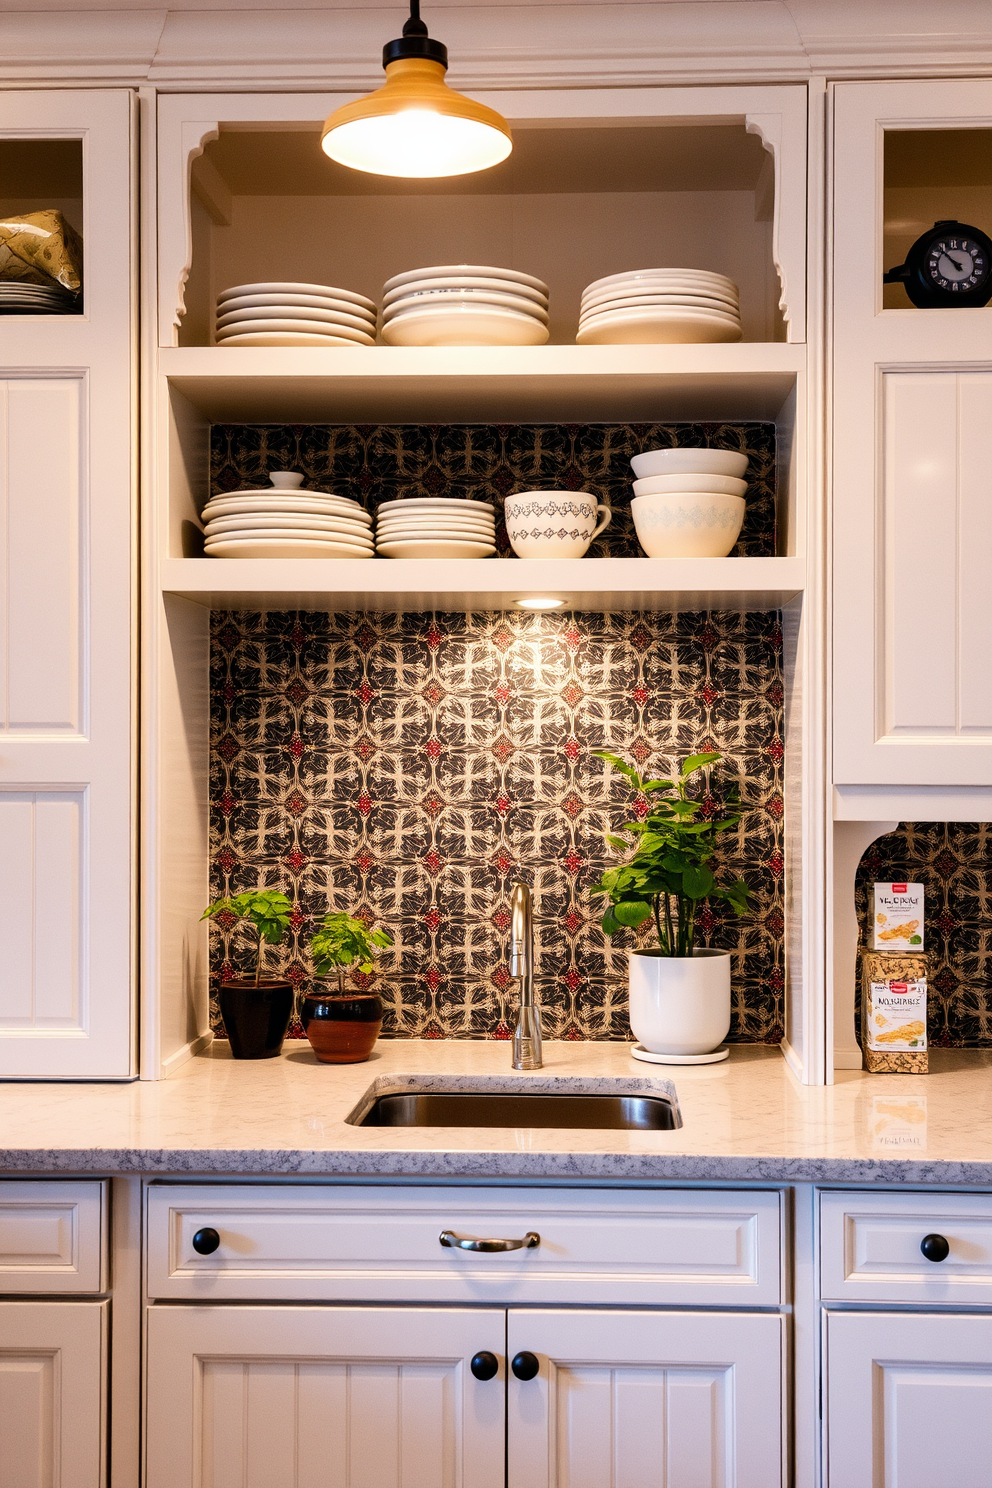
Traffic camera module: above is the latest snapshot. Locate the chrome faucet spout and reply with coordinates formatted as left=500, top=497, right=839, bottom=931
left=510, top=881, right=542, bottom=1070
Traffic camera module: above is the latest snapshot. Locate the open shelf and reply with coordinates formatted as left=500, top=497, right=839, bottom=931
left=160, top=555, right=804, bottom=613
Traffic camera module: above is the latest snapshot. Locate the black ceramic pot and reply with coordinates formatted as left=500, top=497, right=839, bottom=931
left=300, top=991, right=383, bottom=1063
left=219, top=978, right=294, bottom=1060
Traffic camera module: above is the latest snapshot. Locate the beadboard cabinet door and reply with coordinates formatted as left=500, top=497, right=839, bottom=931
left=506, top=1308, right=784, bottom=1488
left=825, top=1310, right=992, bottom=1487
left=145, top=1305, right=506, bottom=1488
left=0, top=90, right=135, bottom=1076
left=832, top=80, right=992, bottom=791
left=0, top=1300, right=107, bottom=1488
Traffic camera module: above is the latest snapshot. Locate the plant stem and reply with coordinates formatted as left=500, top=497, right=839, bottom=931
left=652, top=895, right=664, bottom=949
left=337, top=967, right=345, bottom=997
left=255, top=926, right=262, bottom=987
left=664, top=893, right=675, bottom=956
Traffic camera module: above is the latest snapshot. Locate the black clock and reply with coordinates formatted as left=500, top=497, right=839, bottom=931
left=884, top=219, right=992, bottom=307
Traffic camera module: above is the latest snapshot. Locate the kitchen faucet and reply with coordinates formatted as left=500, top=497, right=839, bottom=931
left=510, top=881, right=543, bottom=1070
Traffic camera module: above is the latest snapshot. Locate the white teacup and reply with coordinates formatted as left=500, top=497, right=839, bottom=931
left=505, top=490, right=612, bottom=559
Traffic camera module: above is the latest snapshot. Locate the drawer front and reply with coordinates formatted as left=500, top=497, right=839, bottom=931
left=821, top=1190, right=992, bottom=1303
left=147, top=1184, right=783, bottom=1305
left=0, top=1180, right=107, bottom=1294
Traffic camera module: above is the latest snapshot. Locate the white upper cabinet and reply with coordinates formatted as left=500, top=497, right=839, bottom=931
left=832, top=80, right=992, bottom=791
left=0, top=89, right=135, bottom=1077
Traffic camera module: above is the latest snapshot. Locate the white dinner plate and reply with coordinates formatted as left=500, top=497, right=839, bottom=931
left=384, top=264, right=548, bottom=296
left=375, top=538, right=496, bottom=559
left=203, top=495, right=371, bottom=522
left=218, top=291, right=377, bottom=320
left=383, top=289, right=548, bottom=323
left=205, top=513, right=375, bottom=539
left=582, top=275, right=738, bottom=300
left=377, top=499, right=495, bottom=515
left=217, top=317, right=375, bottom=344
left=204, top=536, right=375, bottom=559
left=206, top=531, right=374, bottom=552
left=383, top=276, right=548, bottom=310
left=576, top=307, right=742, bottom=345
left=583, top=268, right=738, bottom=297
left=216, top=330, right=374, bottom=347
left=377, top=524, right=496, bottom=541
left=381, top=305, right=549, bottom=347
left=217, top=282, right=376, bottom=313
left=217, top=304, right=376, bottom=334
left=581, top=292, right=740, bottom=317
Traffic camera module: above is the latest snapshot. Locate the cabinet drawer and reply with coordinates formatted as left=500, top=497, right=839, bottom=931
left=821, top=1190, right=992, bottom=1303
left=147, top=1183, right=783, bottom=1305
left=0, top=1180, right=107, bottom=1294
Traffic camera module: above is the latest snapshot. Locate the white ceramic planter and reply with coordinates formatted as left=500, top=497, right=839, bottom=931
left=628, top=947, right=731, bottom=1055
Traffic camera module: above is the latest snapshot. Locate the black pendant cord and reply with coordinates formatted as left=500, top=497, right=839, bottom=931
left=384, top=0, right=448, bottom=66
left=403, top=0, right=428, bottom=37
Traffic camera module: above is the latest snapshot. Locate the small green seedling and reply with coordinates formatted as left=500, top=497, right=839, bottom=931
left=309, top=912, right=393, bottom=995
left=202, top=890, right=294, bottom=986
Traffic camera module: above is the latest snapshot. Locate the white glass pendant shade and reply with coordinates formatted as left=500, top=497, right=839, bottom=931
left=321, top=41, right=512, bottom=180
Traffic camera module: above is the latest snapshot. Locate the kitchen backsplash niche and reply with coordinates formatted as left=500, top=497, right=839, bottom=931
left=208, top=421, right=785, bottom=1043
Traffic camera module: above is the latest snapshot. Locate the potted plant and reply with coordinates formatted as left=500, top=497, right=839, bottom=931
left=589, top=750, right=751, bottom=1062
left=202, top=890, right=295, bottom=1059
left=301, top=912, right=393, bottom=1063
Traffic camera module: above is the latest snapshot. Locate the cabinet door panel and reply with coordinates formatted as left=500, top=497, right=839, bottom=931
left=826, top=1310, right=992, bottom=1487
left=145, top=1305, right=505, bottom=1488
left=507, top=1308, right=782, bottom=1488
left=0, top=1300, right=106, bottom=1488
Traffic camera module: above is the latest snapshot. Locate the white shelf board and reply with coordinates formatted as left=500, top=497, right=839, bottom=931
left=161, top=342, right=804, bottom=424
left=160, top=556, right=804, bottom=613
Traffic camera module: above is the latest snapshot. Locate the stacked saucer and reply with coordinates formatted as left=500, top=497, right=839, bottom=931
left=375, top=499, right=496, bottom=559
left=380, top=265, right=549, bottom=347
left=202, top=473, right=373, bottom=559
left=576, top=269, right=741, bottom=345
left=215, top=282, right=376, bottom=347
left=0, top=280, right=80, bottom=314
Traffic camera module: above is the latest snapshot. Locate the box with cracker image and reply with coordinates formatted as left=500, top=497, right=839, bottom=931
left=873, top=882, right=924, bottom=951
left=861, top=950, right=928, bottom=1073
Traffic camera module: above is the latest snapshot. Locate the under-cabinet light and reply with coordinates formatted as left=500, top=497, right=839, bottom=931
left=516, top=597, right=566, bottom=610
left=321, top=1, right=513, bottom=180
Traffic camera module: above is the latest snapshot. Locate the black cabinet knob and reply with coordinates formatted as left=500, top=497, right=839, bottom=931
left=191, top=1227, right=221, bottom=1256
left=470, top=1351, right=499, bottom=1381
left=511, top=1351, right=540, bottom=1381
left=920, top=1233, right=950, bottom=1263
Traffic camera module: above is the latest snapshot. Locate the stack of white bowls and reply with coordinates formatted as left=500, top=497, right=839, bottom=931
left=202, top=473, right=373, bottom=559
left=380, top=265, right=549, bottom=347
left=215, top=281, right=377, bottom=347
left=629, top=449, right=749, bottom=558
left=375, top=499, right=496, bottom=559
left=577, top=269, right=741, bottom=345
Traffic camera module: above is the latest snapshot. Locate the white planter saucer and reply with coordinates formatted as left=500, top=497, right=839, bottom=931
left=630, top=1043, right=729, bottom=1065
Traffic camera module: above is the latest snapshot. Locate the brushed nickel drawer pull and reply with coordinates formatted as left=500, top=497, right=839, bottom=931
left=439, top=1229, right=540, bottom=1253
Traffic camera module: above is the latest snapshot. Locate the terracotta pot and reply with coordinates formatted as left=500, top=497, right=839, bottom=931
left=219, top=978, right=294, bottom=1060
left=300, top=991, right=383, bottom=1063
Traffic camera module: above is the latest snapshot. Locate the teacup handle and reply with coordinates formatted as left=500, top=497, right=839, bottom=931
left=592, top=504, right=612, bottom=540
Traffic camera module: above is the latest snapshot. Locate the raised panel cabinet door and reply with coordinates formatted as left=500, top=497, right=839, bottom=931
left=506, top=1308, right=783, bottom=1488
left=145, top=1305, right=506, bottom=1488
left=825, top=1310, right=992, bottom=1488
left=0, top=1299, right=107, bottom=1488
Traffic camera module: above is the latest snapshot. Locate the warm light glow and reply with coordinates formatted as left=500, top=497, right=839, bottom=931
left=322, top=57, right=512, bottom=180
left=516, top=597, right=566, bottom=610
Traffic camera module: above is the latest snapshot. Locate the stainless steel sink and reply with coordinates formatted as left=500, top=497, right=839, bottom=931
left=351, top=1091, right=678, bottom=1131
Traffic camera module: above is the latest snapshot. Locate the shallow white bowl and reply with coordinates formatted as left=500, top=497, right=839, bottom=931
left=575, top=307, right=741, bottom=346
left=631, top=493, right=745, bottom=558
left=217, top=282, right=376, bottom=313
left=583, top=267, right=738, bottom=298
left=218, top=291, right=377, bottom=321
left=383, top=289, right=548, bottom=323
left=381, top=305, right=549, bottom=347
left=217, top=303, right=375, bottom=334
left=632, top=473, right=748, bottom=498
left=630, top=448, right=750, bottom=480
left=383, top=277, right=548, bottom=310
left=384, top=264, right=548, bottom=296
left=216, top=317, right=374, bottom=344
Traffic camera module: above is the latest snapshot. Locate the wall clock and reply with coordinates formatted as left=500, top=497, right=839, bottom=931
left=884, top=219, right=992, bottom=307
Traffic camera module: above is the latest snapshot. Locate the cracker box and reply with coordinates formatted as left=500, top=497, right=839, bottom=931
left=861, top=950, right=928, bottom=1074
left=872, top=882, right=924, bottom=951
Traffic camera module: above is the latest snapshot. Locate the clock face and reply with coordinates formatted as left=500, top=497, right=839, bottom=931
left=926, top=232, right=989, bottom=293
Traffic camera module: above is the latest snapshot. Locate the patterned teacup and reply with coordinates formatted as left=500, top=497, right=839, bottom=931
left=504, top=490, right=612, bottom=559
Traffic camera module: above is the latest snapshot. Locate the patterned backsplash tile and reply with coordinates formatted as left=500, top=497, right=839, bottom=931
left=207, top=420, right=784, bottom=1043
left=857, top=824, right=992, bottom=1046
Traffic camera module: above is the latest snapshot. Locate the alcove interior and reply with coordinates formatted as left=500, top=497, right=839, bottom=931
left=882, top=128, right=992, bottom=309
left=181, top=121, right=784, bottom=346
left=0, top=138, right=83, bottom=233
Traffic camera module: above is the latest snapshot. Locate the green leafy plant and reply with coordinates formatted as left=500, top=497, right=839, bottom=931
left=589, top=750, right=750, bottom=958
left=309, top=912, right=393, bottom=995
left=201, top=890, right=294, bottom=986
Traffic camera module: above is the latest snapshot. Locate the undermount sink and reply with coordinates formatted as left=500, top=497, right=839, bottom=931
left=351, top=1090, right=679, bottom=1131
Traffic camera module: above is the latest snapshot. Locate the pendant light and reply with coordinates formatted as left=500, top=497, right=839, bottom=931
left=321, top=1, right=513, bottom=180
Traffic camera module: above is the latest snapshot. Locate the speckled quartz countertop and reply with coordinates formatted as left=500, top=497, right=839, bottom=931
left=2, top=1041, right=992, bottom=1185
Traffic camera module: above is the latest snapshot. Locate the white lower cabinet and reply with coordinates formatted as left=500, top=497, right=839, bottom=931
left=0, top=1299, right=107, bottom=1488
left=825, top=1310, right=992, bottom=1488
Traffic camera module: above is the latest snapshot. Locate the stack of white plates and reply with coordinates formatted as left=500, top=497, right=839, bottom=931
left=0, top=281, right=80, bottom=314
left=380, top=265, right=549, bottom=347
left=201, top=473, right=373, bottom=559
left=375, top=499, right=496, bottom=559
left=576, top=269, right=741, bottom=345
left=215, top=282, right=377, bottom=347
